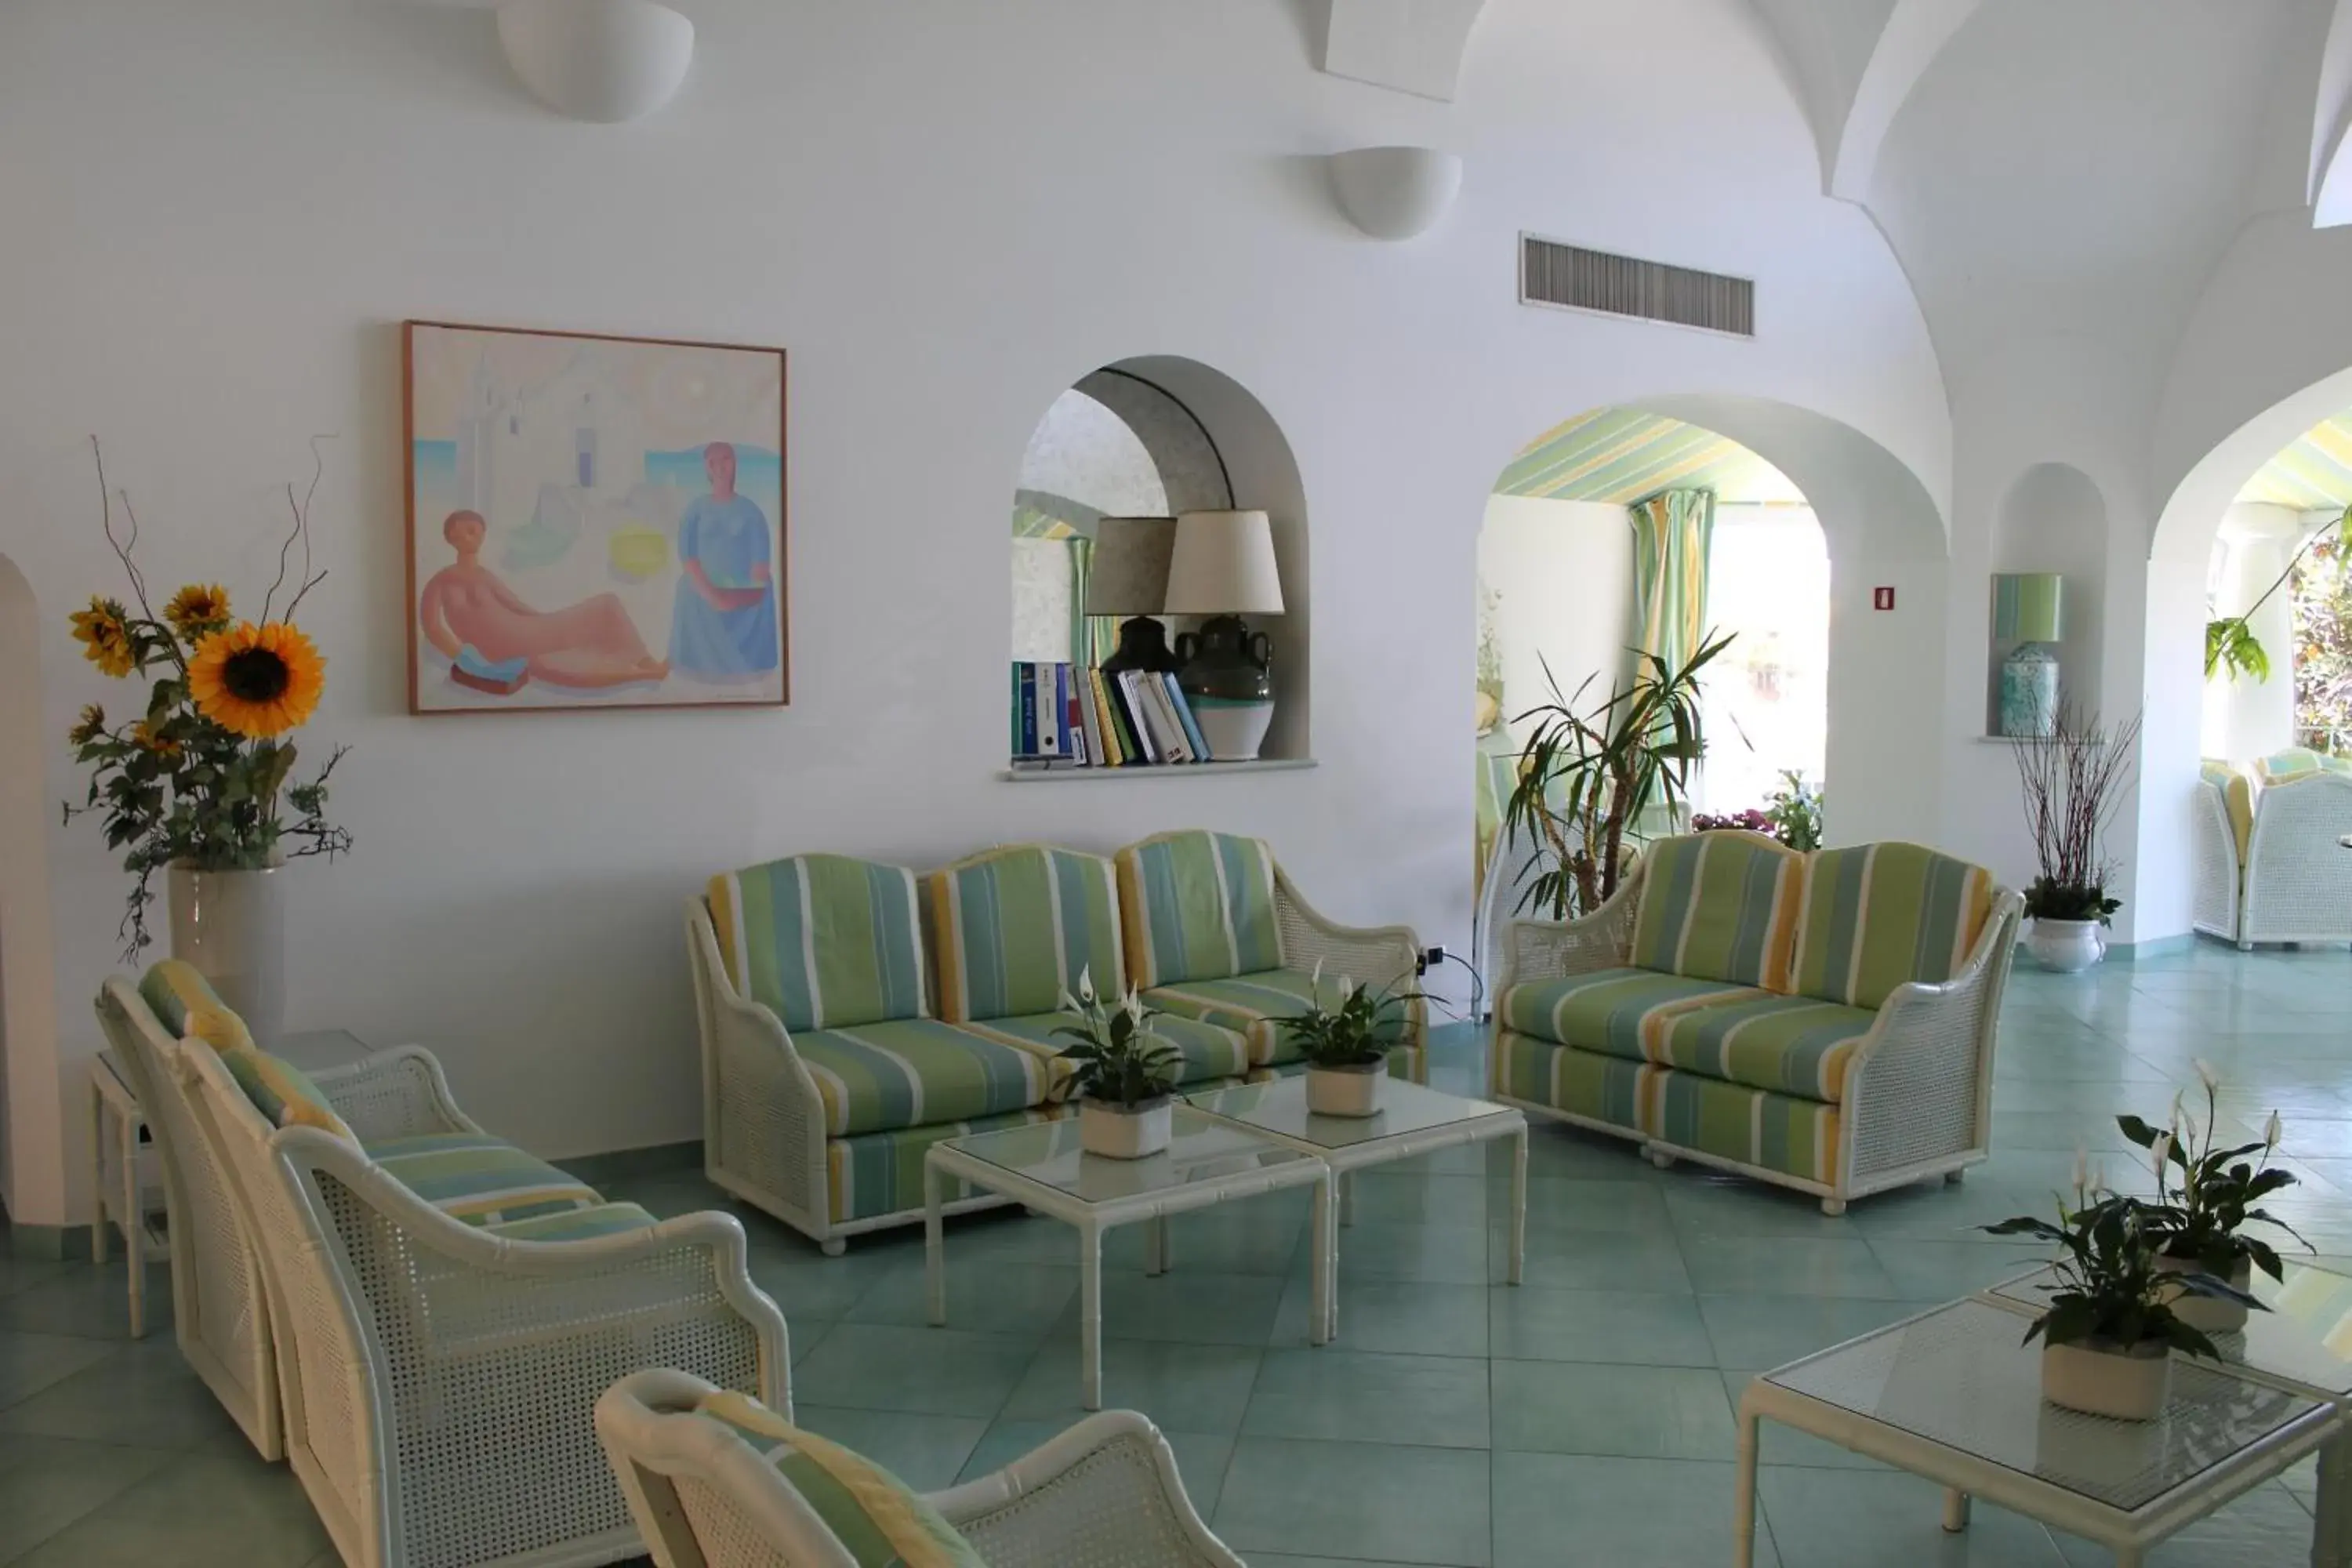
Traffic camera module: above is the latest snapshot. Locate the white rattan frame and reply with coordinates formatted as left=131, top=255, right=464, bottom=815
left=2190, top=778, right=2245, bottom=944
left=688, top=840, right=1429, bottom=1255
left=93, top=976, right=286, bottom=1458
left=1733, top=1300, right=2348, bottom=1568
left=597, top=1368, right=1246, bottom=1568
left=2238, top=772, right=2352, bottom=949
left=164, top=1026, right=789, bottom=1568
left=1489, top=855, right=2024, bottom=1214
left=923, top=1116, right=1333, bottom=1410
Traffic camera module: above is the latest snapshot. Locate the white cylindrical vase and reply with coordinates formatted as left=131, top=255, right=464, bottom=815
left=167, top=862, right=287, bottom=1047
left=1080, top=1097, right=1172, bottom=1160
left=1305, top=1062, right=1385, bottom=1117
left=2041, top=1340, right=2171, bottom=1421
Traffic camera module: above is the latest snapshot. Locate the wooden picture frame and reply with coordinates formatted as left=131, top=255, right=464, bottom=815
left=402, top=319, right=789, bottom=714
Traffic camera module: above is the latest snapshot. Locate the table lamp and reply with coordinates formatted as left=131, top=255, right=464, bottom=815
left=1084, top=517, right=1178, bottom=674
left=1165, top=510, right=1285, bottom=760
left=1993, top=573, right=2064, bottom=738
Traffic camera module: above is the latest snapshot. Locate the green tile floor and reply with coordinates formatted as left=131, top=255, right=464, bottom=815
left=3, top=942, right=2347, bottom=1565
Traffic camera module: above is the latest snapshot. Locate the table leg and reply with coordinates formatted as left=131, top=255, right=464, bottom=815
left=1080, top=1222, right=1103, bottom=1411
left=1733, top=1408, right=1759, bottom=1568
left=924, top=1160, right=946, bottom=1327
left=1308, top=1173, right=1331, bottom=1346
left=1340, top=1170, right=1356, bottom=1228
left=1145, top=1214, right=1167, bottom=1277
left=1508, top=1124, right=1528, bottom=1287
left=89, top=1083, right=108, bottom=1268
left=120, top=1112, right=143, bottom=1339
left=2314, top=1432, right=2350, bottom=1567
left=1940, top=1488, right=1971, bottom=1533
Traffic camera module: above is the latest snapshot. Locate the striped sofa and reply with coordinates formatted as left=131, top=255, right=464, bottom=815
left=1491, top=833, right=2021, bottom=1214
left=2194, top=753, right=2352, bottom=949
left=688, top=831, right=1424, bottom=1253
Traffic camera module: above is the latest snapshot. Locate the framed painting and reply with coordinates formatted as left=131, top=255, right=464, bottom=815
left=403, top=320, right=788, bottom=713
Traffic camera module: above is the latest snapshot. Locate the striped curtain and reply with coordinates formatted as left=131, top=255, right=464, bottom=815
left=1065, top=539, right=1119, bottom=666
left=1628, top=488, right=1715, bottom=676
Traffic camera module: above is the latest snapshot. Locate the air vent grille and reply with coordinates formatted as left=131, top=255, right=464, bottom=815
left=1519, top=235, right=1754, bottom=338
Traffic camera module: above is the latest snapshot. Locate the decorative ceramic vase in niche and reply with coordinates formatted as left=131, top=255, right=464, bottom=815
left=1175, top=616, right=1274, bottom=761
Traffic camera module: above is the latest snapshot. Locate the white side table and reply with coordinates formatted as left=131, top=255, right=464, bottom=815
left=89, top=1026, right=371, bottom=1338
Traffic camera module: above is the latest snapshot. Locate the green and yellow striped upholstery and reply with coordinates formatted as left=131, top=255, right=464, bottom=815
left=2256, top=747, right=2350, bottom=782
left=2201, top=760, right=2257, bottom=861
left=960, top=1011, right=1251, bottom=1086
left=928, top=845, right=1124, bottom=1023
left=483, top=1202, right=656, bottom=1242
left=363, top=1131, right=604, bottom=1225
left=692, top=1390, right=985, bottom=1568
left=1498, top=967, right=1762, bottom=1062
left=1491, top=1032, right=1652, bottom=1134
left=796, top=1018, right=1061, bottom=1138
left=1790, top=843, right=1994, bottom=1011
left=221, top=1047, right=355, bottom=1141
left=709, top=855, right=928, bottom=1033
left=1643, top=1067, right=1842, bottom=1187
left=1629, top=833, right=1803, bottom=992
left=1646, top=993, right=1875, bottom=1103
left=1142, top=968, right=1329, bottom=1067
left=1116, top=831, right=1283, bottom=989
left=826, top=1104, right=1071, bottom=1224
left=138, top=960, right=256, bottom=1053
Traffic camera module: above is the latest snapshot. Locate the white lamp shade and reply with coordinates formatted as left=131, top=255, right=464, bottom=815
left=1085, top=517, right=1177, bottom=615
left=496, top=0, right=695, bottom=124
left=1330, top=147, right=1463, bottom=241
left=1165, top=511, right=1284, bottom=616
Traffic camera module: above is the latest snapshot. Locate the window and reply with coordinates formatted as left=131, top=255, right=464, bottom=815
left=1695, top=505, right=1829, bottom=815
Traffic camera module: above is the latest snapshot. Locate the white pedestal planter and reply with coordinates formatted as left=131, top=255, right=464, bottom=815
left=167, top=862, right=287, bottom=1047
left=2025, top=917, right=2106, bottom=972
left=2156, top=1254, right=2253, bottom=1334
left=1305, top=1062, right=1385, bottom=1117
left=1079, top=1097, right=1171, bottom=1160
left=2042, top=1339, right=2171, bottom=1421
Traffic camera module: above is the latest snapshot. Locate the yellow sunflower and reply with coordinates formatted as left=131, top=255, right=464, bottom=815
left=164, top=583, right=231, bottom=638
left=68, top=703, right=107, bottom=746
left=131, top=720, right=183, bottom=760
left=188, top=621, right=325, bottom=739
left=70, top=597, right=136, bottom=677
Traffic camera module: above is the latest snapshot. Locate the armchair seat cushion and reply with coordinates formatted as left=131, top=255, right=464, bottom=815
left=827, top=1105, right=1069, bottom=1225
left=960, top=1011, right=1252, bottom=1086
left=797, top=1018, right=1062, bottom=1138
left=484, top=1202, right=659, bottom=1242
left=1142, top=969, right=1328, bottom=1067
left=1498, top=967, right=1762, bottom=1062
left=1647, top=993, right=1875, bottom=1103
left=364, top=1131, right=605, bottom=1225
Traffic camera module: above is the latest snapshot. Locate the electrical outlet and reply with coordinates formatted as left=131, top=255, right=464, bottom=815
left=1420, top=946, right=1446, bottom=973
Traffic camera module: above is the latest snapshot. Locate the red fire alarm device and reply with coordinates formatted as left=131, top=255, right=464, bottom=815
left=1872, top=586, right=1896, bottom=611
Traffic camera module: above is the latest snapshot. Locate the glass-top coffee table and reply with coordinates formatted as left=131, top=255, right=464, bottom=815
left=1184, top=1076, right=1527, bottom=1339
left=923, top=1108, right=1330, bottom=1409
left=1733, top=1296, right=2341, bottom=1568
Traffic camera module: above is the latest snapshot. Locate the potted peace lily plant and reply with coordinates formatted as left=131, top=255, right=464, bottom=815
left=1984, top=1150, right=2264, bottom=1421
left=2121, top=1065, right=2309, bottom=1334
left=1053, top=968, right=1183, bottom=1160
left=1274, top=963, right=1421, bottom=1118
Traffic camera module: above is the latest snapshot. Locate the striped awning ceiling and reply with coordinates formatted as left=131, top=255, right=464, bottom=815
left=1494, top=408, right=1806, bottom=505
left=2238, top=413, right=2352, bottom=510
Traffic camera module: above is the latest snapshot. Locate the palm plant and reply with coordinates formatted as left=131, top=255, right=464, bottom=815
left=1501, top=630, right=1735, bottom=920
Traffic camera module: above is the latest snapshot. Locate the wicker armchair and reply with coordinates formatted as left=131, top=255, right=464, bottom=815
left=596, top=1368, right=1243, bottom=1568
left=2194, top=770, right=2352, bottom=949
left=163, top=1025, right=789, bottom=1568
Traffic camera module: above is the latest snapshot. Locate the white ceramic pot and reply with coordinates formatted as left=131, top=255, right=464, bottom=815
left=2042, top=1338, right=2172, bottom=1421
left=1305, top=1062, right=1385, bottom=1117
left=2155, top=1254, right=2253, bottom=1334
left=167, top=862, right=286, bottom=1047
left=1080, top=1096, right=1171, bottom=1160
left=2025, top=917, right=2106, bottom=973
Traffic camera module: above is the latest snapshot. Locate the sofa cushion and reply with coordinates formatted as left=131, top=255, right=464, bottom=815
left=1646, top=1066, right=1843, bottom=1189
left=2256, top=747, right=2351, bottom=782
left=364, top=1131, right=604, bottom=1225
left=1648, top=993, right=1875, bottom=1103
left=797, top=1018, right=1062, bottom=1138
left=1629, top=833, right=1803, bottom=992
left=483, top=1202, right=658, bottom=1242
left=138, top=960, right=256, bottom=1053
left=826, top=1105, right=1070, bottom=1225
left=221, top=1047, right=357, bottom=1142
left=2200, top=760, right=2256, bottom=861
left=927, top=845, right=1124, bottom=1023
left=1491, top=1030, right=1653, bottom=1134
left=1498, top=967, right=1762, bottom=1062
left=709, top=855, right=928, bottom=1033
left=1142, top=968, right=1334, bottom=1066
left=960, top=1011, right=1252, bottom=1086
left=1116, top=830, right=1283, bottom=988
left=693, top=1389, right=985, bottom=1568
left=1791, top=843, right=1994, bottom=1011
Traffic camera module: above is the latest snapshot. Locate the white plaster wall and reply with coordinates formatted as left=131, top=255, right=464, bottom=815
left=2200, top=504, right=2309, bottom=761
left=1475, top=497, right=1632, bottom=739
left=0, top=0, right=1952, bottom=1225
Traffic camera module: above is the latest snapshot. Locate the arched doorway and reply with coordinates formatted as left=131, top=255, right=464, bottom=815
left=0, top=553, right=64, bottom=1227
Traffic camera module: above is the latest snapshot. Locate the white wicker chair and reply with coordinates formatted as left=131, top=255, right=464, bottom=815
left=596, top=1368, right=1244, bottom=1568
left=2194, top=771, right=2352, bottom=949
left=1492, top=860, right=2024, bottom=1214
left=162, top=1025, right=790, bottom=1568
left=93, top=976, right=285, bottom=1458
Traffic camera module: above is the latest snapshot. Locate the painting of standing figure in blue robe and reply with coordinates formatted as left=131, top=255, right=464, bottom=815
left=405, top=320, right=787, bottom=713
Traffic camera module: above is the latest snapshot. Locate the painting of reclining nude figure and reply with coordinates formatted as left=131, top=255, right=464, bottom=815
left=404, top=320, right=787, bottom=713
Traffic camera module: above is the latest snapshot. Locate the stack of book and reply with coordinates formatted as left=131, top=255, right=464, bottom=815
left=1011, top=661, right=1219, bottom=770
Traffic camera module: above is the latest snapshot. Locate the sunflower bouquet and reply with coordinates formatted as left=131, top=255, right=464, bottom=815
left=64, top=443, right=351, bottom=958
